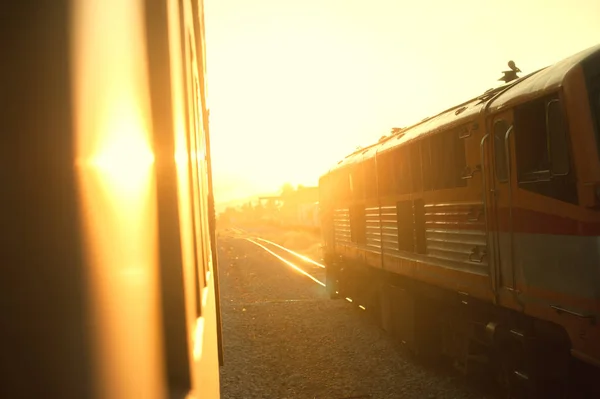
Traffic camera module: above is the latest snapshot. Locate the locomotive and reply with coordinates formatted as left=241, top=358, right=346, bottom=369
left=320, top=44, right=600, bottom=397
left=1, top=1, right=221, bottom=398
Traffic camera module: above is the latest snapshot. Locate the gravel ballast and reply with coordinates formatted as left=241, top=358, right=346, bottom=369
left=217, top=235, right=496, bottom=399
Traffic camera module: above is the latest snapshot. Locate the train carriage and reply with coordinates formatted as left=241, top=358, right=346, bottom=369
left=320, top=44, right=600, bottom=397
left=1, top=1, right=221, bottom=398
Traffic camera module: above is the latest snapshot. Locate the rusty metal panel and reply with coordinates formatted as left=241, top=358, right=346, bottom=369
left=380, top=205, right=399, bottom=252
left=365, top=206, right=382, bottom=250
left=333, top=208, right=351, bottom=245
left=424, top=202, right=488, bottom=271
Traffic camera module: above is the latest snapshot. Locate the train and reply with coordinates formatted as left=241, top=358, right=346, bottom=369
left=319, top=44, right=600, bottom=398
left=1, top=1, right=222, bottom=398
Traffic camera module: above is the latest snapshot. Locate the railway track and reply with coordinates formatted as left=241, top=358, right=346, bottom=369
left=218, top=229, right=493, bottom=399
left=225, top=227, right=372, bottom=311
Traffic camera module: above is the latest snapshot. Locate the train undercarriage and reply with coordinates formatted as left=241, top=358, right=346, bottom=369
left=325, top=255, right=600, bottom=399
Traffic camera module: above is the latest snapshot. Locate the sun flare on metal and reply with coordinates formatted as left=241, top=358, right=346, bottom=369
left=71, top=0, right=163, bottom=397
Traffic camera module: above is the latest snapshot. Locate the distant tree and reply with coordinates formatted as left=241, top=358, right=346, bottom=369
left=265, top=198, right=278, bottom=213
left=280, top=182, right=295, bottom=198
left=218, top=206, right=240, bottom=227
left=253, top=201, right=265, bottom=220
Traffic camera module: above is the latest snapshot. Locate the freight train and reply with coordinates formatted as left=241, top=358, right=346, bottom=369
left=1, top=1, right=221, bottom=398
left=319, top=44, right=600, bottom=398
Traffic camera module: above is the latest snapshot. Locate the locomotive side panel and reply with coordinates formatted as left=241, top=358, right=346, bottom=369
left=320, top=44, right=600, bottom=395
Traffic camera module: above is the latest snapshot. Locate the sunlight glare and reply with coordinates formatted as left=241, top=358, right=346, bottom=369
left=71, top=0, right=163, bottom=397
left=90, top=115, right=155, bottom=199
left=193, top=316, right=206, bottom=360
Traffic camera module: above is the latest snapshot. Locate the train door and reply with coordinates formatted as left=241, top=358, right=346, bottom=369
left=485, top=111, right=518, bottom=303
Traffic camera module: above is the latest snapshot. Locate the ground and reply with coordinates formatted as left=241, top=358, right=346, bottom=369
left=216, top=228, right=495, bottom=399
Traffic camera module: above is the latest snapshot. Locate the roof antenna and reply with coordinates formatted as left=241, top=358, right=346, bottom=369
left=498, top=60, right=521, bottom=84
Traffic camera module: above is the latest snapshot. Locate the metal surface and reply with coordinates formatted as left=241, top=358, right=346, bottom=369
left=423, top=202, right=487, bottom=270
left=333, top=208, right=352, bottom=244
left=550, top=305, right=597, bottom=325
left=365, top=206, right=382, bottom=250
left=489, top=44, right=600, bottom=112
left=504, top=126, right=518, bottom=300
left=479, top=133, right=494, bottom=295
left=324, top=46, right=600, bottom=179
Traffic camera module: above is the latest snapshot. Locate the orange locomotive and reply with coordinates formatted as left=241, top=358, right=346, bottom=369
left=320, top=44, right=600, bottom=397
left=1, top=1, right=221, bottom=398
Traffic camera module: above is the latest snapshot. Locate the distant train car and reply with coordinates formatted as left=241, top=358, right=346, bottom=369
left=320, top=45, right=600, bottom=398
left=1, top=1, right=221, bottom=398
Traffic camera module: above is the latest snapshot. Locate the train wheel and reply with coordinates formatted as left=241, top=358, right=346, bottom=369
left=494, top=328, right=533, bottom=399
left=498, top=345, right=528, bottom=398
left=496, top=334, right=558, bottom=399
left=496, top=325, right=570, bottom=399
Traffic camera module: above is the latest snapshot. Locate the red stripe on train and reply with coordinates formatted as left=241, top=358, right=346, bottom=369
left=494, top=207, right=600, bottom=236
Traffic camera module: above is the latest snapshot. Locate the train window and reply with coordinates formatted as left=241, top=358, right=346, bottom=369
left=364, top=158, right=378, bottom=199
left=515, top=98, right=551, bottom=180
left=376, top=142, right=424, bottom=196
left=547, top=100, right=569, bottom=176
left=449, top=130, right=467, bottom=188
left=493, top=120, right=509, bottom=181
left=514, top=95, right=577, bottom=204
left=515, top=95, right=572, bottom=181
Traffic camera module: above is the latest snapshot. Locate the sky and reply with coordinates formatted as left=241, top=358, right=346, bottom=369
left=203, top=0, right=600, bottom=204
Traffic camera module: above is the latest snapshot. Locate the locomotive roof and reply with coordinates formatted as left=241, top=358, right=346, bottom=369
left=325, top=43, right=600, bottom=176
left=489, top=44, right=600, bottom=112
